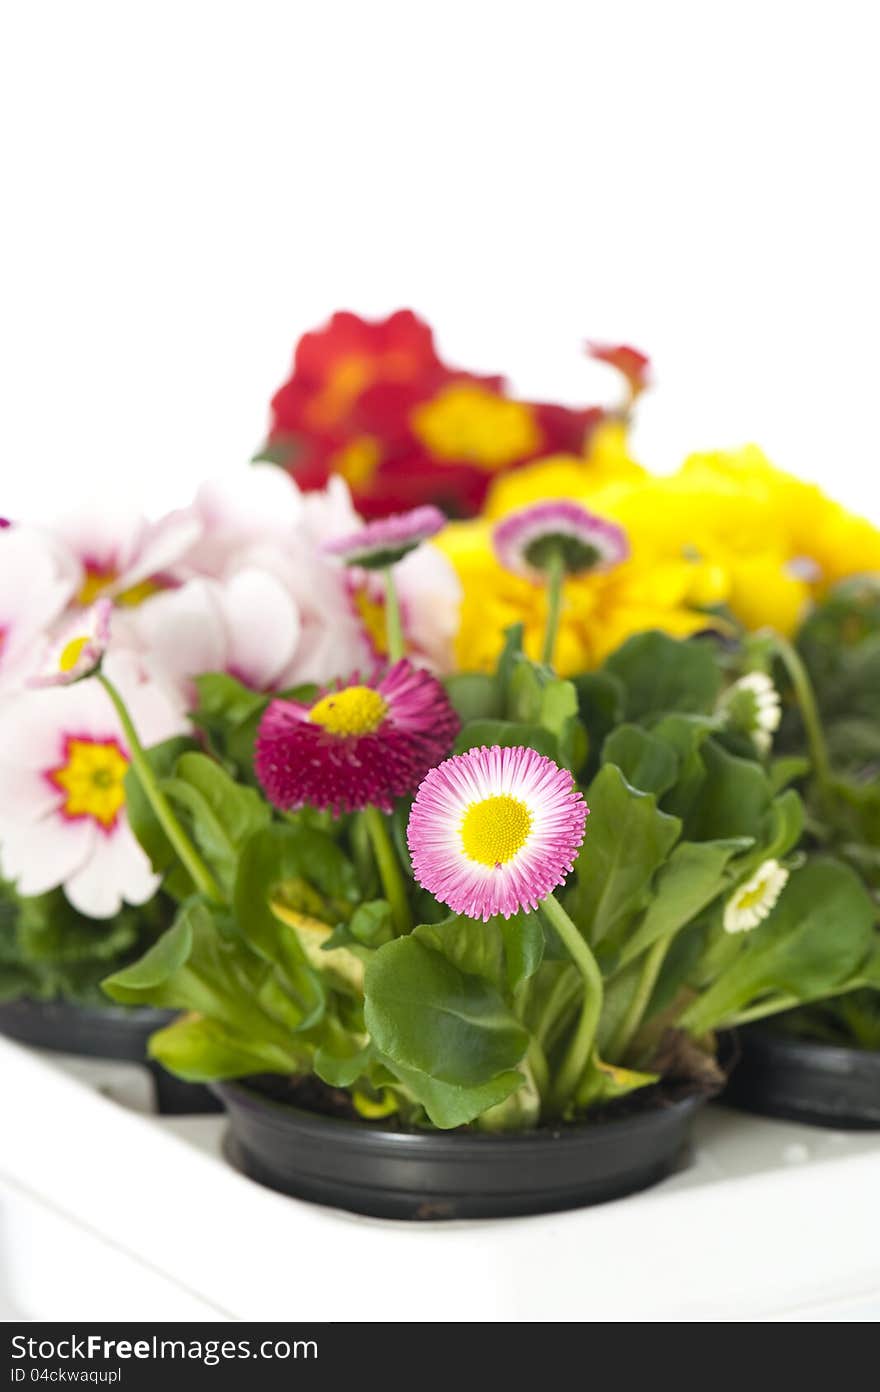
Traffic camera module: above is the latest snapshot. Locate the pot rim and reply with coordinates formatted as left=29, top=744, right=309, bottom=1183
left=212, top=1076, right=707, bottom=1153
left=742, top=1024, right=880, bottom=1069
left=0, top=996, right=174, bottom=1026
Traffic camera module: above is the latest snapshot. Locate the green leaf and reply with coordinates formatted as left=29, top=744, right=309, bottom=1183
left=104, top=897, right=324, bottom=1050
left=768, top=756, right=810, bottom=794
left=602, top=724, right=680, bottom=797
left=234, top=824, right=359, bottom=969
left=681, top=738, right=772, bottom=841
left=453, top=719, right=559, bottom=760
left=103, top=911, right=194, bottom=998
left=148, top=1013, right=302, bottom=1080
left=651, top=713, right=716, bottom=820
left=573, top=763, right=681, bottom=947
left=193, top=672, right=267, bottom=728
left=573, top=670, right=624, bottom=749
left=163, top=752, right=271, bottom=894
left=575, top=1055, right=658, bottom=1110
left=616, top=837, right=752, bottom=970
left=313, top=1039, right=375, bottom=1089
left=500, top=912, right=545, bottom=990
left=681, top=858, right=879, bottom=1033
left=375, top=1055, right=524, bottom=1129
left=413, top=915, right=505, bottom=986
left=124, top=736, right=200, bottom=898
left=445, top=672, right=501, bottom=723
left=604, top=631, right=722, bottom=721
left=346, top=900, right=393, bottom=946
left=364, top=937, right=529, bottom=1088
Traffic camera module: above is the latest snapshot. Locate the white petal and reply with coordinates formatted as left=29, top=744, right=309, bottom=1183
left=0, top=762, right=62, bottom=831
left=49, top=503, right=146, bottom=574
left=64, top=822, right=159, bottom=918
left=0, top=812, right=95, bottom=897
left=114, top=511, right=203, bottom=592
left=126, top=581, right=226, bottom=692
left=221, top=568, right=301, bottom=689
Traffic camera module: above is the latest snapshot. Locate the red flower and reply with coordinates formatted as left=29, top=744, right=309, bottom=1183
left=264, top=310, right=607, bottom=518
left=586, top=342, right=652, bottom=400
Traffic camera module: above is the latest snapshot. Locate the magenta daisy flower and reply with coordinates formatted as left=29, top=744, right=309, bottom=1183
left=493, top=502, right=629, bottom=581
left=255, top=659, right=460, bottom=814
left=323, top=505, right=446, bottom=570
left=407, top=745, right=588, bottom=921
left=30, top=599, right=113, bottom=688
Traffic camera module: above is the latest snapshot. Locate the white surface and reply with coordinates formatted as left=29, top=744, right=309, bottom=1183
left=1, top=2, right=879, bottom=521
left=2, top=1036, right=879, bottom=1322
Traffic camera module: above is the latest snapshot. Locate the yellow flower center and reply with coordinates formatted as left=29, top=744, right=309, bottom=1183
left=58, top=635, right=89, bottom=672
left=51, top=738, right=129, bottom=829
left=77, top=565, right=117, bottom=607
left=460, top=794, right=532, bottom=867
left=331, top=435, right=382, bottom=491
left=734, top=875, right=774, bottom=912
left=309, top=685, right=388, bottom=737
left=350, top=583, right=388, bottom=656
left=76, top=564, right=163, bottom=608
left=411, top=385, right=540, bottom=470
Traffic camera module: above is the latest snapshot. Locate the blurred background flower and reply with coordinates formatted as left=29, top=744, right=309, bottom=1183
left=262, top=309, right=606, bottom=518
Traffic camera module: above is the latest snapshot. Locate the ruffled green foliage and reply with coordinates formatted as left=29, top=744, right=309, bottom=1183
left=765, top=576, right=880, bottom=1044
left=104, top=629, right=879, bottom=1129
left=0, top=878, right=167, bottom=1005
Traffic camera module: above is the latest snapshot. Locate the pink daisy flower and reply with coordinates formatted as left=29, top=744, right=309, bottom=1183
left=493, top=501, right=629, bottom=581
left=255, top=659, right=460, bottom=814
left=407, top=745, right=588, bottom=921
left=31, top=599, right=113, bottom=687
left=323, top=505, right=446, bottom=570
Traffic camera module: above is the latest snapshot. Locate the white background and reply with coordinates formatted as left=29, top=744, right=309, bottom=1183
left=1, top=1, right=878, bottom=522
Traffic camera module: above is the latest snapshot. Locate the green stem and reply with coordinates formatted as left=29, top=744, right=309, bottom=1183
left=541, top=551, right=565, bottom=668
left=527, top=1036, right=550, bottom=1099
left=541, top=893, right=604, bottom=1110
left=773, top=634, right=832, bottom=812
left=98, top=673, right=224, bottom=905
left=533, top=967, right=580, bottom=1050
left=383, top=566, right=405, bottom=663
left=608, top=937, right=669, bottom=1061
left=362, top=805, right=410, bottom=936
left=722, top=994, right=801, bottom=1028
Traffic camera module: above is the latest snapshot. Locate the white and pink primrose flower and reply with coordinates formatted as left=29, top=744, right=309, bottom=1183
left=175, top=469, right=461, bottom=679
left=0, top=525, right=77, bottom=693
left=49, top=501, right=201, bottom=607
left=0, top=651, right=189, bottom=918
left=125, top=569, right=308, bottom=701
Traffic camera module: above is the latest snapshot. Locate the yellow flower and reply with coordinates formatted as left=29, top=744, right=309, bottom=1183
left=485, top=420, right=645, bottom=517
left=439, top=520, right=709, bottom=675
left=440, top=440, right=880, bottom=673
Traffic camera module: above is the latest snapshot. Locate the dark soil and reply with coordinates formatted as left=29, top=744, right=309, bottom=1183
left=243, top=1029, right=735, bottom=1135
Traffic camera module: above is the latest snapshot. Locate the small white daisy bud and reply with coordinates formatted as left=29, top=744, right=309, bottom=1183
left=723, top=858, right=790, bottom=934
left=719, top=671, right=782, bottom=755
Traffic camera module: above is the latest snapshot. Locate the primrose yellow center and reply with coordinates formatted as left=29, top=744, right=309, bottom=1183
left=51, top=738, right=129, bottom=829
left=58, top=635, right=89, bottom=673
left=76, top=565, right=116, bottom=607
left=309, top=685, right=388, bottom=737
left=350, top=584, right=388, bottom=656
left=411, top=385, right=541, bottom=469
left=460, top=794, right=533, bottom=867
left=332, top=435, right=382, bottom=491
left=76, top=565, right=162, bottom=609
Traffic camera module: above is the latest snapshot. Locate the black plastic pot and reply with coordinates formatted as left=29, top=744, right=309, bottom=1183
left=0, top=997, right=221, bottom=1116
left=214, top=1079, right=709, bottom=1220
left=722, top=1025, right=880, bottom=1129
